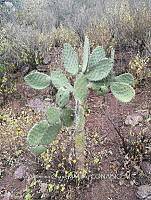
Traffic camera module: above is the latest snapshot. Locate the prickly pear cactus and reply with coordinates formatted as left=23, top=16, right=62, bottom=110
left=62, top=43, right=79, bottom=75
left=24, top=36, right=135, bottom=179
left=27, top=120, right=62, bottom=155
left=82, top=36, right=90, bottom=73
left=56, top=87, right=70, bottom=108
left=50, top=71, right=73, bottom=91
left=25, top=72, right=51, bottom=90
left=88, top=46, right=106, bottom=67
left=74, top=74, right=88, bottom=104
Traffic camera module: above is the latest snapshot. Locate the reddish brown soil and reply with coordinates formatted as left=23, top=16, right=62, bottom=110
left=0, top=48, right=151, bottom=200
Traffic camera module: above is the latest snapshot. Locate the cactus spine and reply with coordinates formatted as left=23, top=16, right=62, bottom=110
left=24, top=36, right=135, bottom=178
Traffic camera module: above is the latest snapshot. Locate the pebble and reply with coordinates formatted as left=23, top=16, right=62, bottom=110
left=140, top=161, right=151, bottom=175
left=136, top=185, right=151, bottom=199
left=125, top=113, right=143, bottom=126
left=14, top=165, right=26, bottom=180
left=40, top=183, right=48, bottom=193
left=2, top=192, right=11, bottom=200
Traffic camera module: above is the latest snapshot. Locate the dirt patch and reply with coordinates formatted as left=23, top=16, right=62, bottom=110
left=0, top=48, right=151, bottom=200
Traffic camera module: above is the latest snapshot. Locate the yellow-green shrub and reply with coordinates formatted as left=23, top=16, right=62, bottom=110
left=105, top=1, right=151, bottom=49
left=0, top=106, right=42, bottom=152
left=85, top=21, right=115, bottom=53
left=129, top=53, right=150, bottom=86
left=49, top=26, right=81, bottom=49
left=0, top=73, right=16, bottom=95
left=0, top=23, right=52, bottom=73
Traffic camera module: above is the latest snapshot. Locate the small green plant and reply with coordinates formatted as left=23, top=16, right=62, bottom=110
left=24, top=189, right=32, bottom=200
left=25, top=36, right=135, bottom=178
left=50, top=26, right=81, bottom=49
left=129, top=53, right=150, bottom=86
left=0, top=71, right=16, bottom=105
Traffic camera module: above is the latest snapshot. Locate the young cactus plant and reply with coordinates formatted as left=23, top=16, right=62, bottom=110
left=24, top=36, right=135, bottom=178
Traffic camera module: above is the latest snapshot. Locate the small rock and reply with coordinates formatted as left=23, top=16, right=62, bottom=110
left=40, top=183, right=48, bottom=193
left=125, top=113, right=143, bottom=126
left=36, top=65, right=49, bottom=72
left=2, top=192, right=11, bottom=200
left=140, top=161, right=151, bottom=175
left=14, top=165, right=26, bottom=180
left=136, top=109, right=149, bottom=119
left=20, top=65, right=30, bottom=75
left=42, top=55, right=52, bottom=65
left=136, top=185, right=151, bottom=199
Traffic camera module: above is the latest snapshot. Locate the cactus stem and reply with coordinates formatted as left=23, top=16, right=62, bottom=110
left=74, top=99, right=87, bottom=178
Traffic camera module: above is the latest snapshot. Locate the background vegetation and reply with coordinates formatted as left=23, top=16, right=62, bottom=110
left=0, top=0, right=151, bottom=199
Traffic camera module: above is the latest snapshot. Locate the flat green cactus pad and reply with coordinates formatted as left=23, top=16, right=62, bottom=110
left=29, top=145, right=46, bottom=155
left=85, top=58, right=114, bottom=81
left=25, top=72, right=51, bottom=90
left=28, top=120, right=61, bottom=147
left=88, top=46, right=106, bottom=68
left=115, top=73, right=134, bottom=84
left=82, top=36, right=90, bottom=72
left=110, top=82, right=135, bottom=102
left=61, top=108, right=74, bottom=127
left=46, top=106, right=61, bottom=125
left=56, top=88, right=70, bottom=108
left=74, top=74, right=88, bottom=104
left=50, top=71, right=73, bottom=91
left=62, top=43, right=79, bottom=75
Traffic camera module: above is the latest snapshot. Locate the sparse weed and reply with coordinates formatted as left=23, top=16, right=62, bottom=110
left=50, top=26, right=81, bottom=49
left=86, top=21, right=114, bottom=52
left=129, top=53, right=150, bottom=86
left=0, top=106, right=43, bottom=153
left=0, top=72, right=16, bottom=105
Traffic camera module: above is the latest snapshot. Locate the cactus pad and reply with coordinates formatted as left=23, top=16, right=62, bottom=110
left=61, top=108, right=75, bottom=127
left=88, top=46, right=106, bottom=68
left=50, top=71, right=73, bottom=91
left=28, top=120, right=61, bottom=147
left=46, top=106, right=61, bottom=125
left=82, top=36, right=90, bottom=72
left=62, top=43, right=79, bottom=75
left=97, top=86, right=109, bottom=96
left=25, top=72, right=51, bottom=90
left=74, top=74, right=88, bottom=104
left=29, top=145, right=46, bottom=155
left=115, top=73, right=134, bottom=84
left=85, top=58, right=114, bottom=81
left=56, top=88, right=70, bottom=108
left=110, top=82, right=135, bottom=102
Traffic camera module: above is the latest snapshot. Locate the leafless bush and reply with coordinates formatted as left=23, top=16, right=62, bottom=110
left=1, top=0, right=151, bottom=73
left=0, top=22, right=52, bottom=72
left=103, top=1, right=151, bottom=52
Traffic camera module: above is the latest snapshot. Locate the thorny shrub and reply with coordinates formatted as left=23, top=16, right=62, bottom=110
left=0, top=0, right=151, bottom=75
